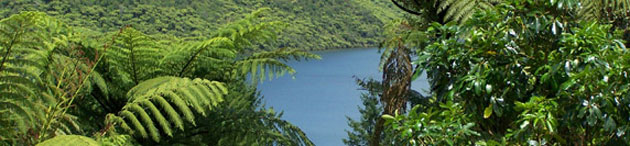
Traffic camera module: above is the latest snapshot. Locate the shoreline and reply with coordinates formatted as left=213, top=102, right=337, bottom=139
left=308, top=46, right=380, bottom=52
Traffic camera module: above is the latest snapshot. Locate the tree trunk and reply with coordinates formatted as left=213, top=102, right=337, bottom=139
left=370, top=46, right=413, bottom=146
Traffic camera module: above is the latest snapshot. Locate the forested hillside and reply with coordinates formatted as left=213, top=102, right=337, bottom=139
left=0, top=8, right=320, bottom=145
left=0, top=0, right=401, bottom=50
left=4, top=0, right=630, bottom=145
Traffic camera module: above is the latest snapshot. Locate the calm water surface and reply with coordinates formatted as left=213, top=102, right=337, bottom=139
left=258, top=48, right=429, bottom=146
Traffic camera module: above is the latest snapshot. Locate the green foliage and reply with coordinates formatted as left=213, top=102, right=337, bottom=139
left=102, top=9, right=317, bottom=144
left=106, top=27, right=161, bottom=85
left=106, top=77, right=227, bottom=142
left=0, top=11, right=51, bottom=142
left=508, top=96, right=559, bottom=145
left=0, top=0, right=402, bottom=50
left=160, top=37, right=234, bottom=79
left=160, top=83, right=313, bottom=146
left=213, top=8, right=284, bottom=51
left=344, top=77, right=427, bottom=146
left=384, top=102, right=480, bottom=145
left=157, top=8, right=321, bottom=84
left=0, top=11, right=93, bottom=144
left=344, top=79, right=386, bottom=146
left=379, top=19, right=427, bottom=72
left=36, top=135, right=99, bottom=146
left=381, top=0, right=630, bottom=145
left=0, top=8, right=317, bottom=146
left=236, top=48, right=321, bottom=84
left=96, top=134, right=135, bottom=146
left=391, top=0, right=500, bottom=23
left=580, top=0, right=630, bottom=25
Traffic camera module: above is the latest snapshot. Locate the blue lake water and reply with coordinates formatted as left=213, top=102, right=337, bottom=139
left=258, top=48, right=429, bottom=146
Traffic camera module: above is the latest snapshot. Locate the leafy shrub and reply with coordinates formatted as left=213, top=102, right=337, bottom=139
left=384, top=0, right=630, bottom=145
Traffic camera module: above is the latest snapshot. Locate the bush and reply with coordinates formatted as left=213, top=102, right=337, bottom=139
left=385, top=1, right=630, bottom=145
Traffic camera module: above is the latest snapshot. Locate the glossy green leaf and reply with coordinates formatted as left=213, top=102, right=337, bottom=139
left=484, top=104, right=493, bottom=119
left=382, top=115, right=395, bottom=121
left=520, top=121, right=530, bottom=129
left=560, top=79, right=576, bottom=90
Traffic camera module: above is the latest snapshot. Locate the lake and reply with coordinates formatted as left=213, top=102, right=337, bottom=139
left=257, top=48, right=429, bottom=146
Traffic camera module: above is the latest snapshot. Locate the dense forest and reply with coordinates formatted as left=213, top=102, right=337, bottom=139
left=3, top=0, right=630, bottom=146
left=0, top=7, right=320, bottom=145
left=345, top=0, right=630, bottom=145
left=0, top=0, right=401, bottom=50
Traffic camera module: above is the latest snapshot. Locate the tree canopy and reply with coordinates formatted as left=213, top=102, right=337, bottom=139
left=347, top=0, right=630, bottom=145
left=1, top=0, right=402, bottom=50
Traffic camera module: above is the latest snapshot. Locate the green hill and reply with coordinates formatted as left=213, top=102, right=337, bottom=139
left=0, top=0, right=401, bottom=50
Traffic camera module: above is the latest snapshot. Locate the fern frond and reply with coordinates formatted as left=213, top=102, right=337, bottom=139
left=261, top=111, right=314, bottom=146
left=205, top=94, right=315, bottom=146
left=0, top=99, right=38, bottom=131
left=106, top=28, right=161, bottom=85
left=0, top=11, right=57, bottom=141
left=215, top=8, right=286, bottom=50
left=128, top=103, right=160, bottom=142
left=108, top=76, right=227, bottom=142
left=58, top=114, right=82, bottom=135
left=394, top=0, right=499, bottom=23
left=140, top=100, right=172, bottom=137
left=105, top=114, right=133, bottom=134
left=440, top=0, right=498, bottom=23
left=162, top=91, right=195, bottom=124
left=580, top=0, right=630, bottom=21
left=120, top=110, right=147, bottom=139
left=152, top=95, right=184, bottom=130
left=161, top=37, right=235, bottom=77
left=438, top=0, right=459, bottom=12
left=236, top=48, right=320, bottom=83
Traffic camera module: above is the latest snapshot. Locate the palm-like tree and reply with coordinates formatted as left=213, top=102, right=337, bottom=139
left=1, top=8, right=317, bottom=146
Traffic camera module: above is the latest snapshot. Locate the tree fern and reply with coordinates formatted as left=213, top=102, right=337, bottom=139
left=236, top=47, right=320, bottom=83
left=160, top=37, right=235, bottom=78
left=0, top=11, right=114, bottom=144
left=213, top=109, right=314, bottom=146
left=106, top=27, right=161, bottom=85
left=392, top=0, right=500, bottom=23
left=41, top=53, right=108, bottom=137
left=0, top=9, right=316, bottom=146
left=106, top=76, right=227, bottom=142
left=218, top=8, right=320, bottom=83
left=214, top=8, right=285, bottom=51
left=162, top=8, right=320, bottom=83
left=580, top=0, right=630, bottom=24
left=161, top=85, right=314, bottom=146
left=0, top=11, right=54, bottom=143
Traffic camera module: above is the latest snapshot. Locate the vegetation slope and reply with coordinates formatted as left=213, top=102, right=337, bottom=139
left=1, top=0, right=402, bottom=50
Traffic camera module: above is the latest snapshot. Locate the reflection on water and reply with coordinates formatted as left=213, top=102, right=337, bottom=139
left=258, top=48, right=428, bottom=146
